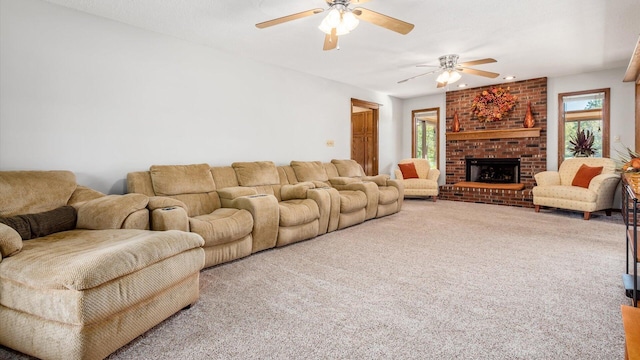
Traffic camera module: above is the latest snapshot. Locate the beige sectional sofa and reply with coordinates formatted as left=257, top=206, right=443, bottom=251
left=1, top=159, right=404, bottom=359
left=0, top=171, right=205, bottom=360
left=128, top=160, right=403, bottom=253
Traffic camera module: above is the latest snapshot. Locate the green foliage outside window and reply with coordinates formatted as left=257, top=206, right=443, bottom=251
left=416, top=121, right=436, bottom=168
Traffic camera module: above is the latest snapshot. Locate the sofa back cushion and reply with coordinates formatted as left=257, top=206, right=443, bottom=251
left=331, top=159, right=366, bottom=177
left=291, top=161, right=329, bottom=182
left=323, top=163, right=340, bottom=178
left=278, top=166, right=297, bottom=185
left=558, top=157, right=616, bottom=186
left=211, top=166, right=240, bottom=189
left=150, top=164, right=216, bottom=196
left=232, top=161, right=280, bottom=186
left=149, top=164, right=219, bottom=217
left=126, top=172, right=156, bottom=197
left=0, top=171, right=77, bottom=217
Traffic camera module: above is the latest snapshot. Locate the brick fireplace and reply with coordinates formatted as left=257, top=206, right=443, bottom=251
left=439, top=77, right=547, bottom=207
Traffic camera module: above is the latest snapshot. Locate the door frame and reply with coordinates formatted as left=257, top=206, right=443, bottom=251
left=351, top=98, right=379, bottom=175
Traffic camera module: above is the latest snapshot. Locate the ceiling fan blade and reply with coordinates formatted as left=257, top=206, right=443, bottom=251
left=416, top=64, right=440, bottom=68
left=256, top=8, right=324, bottom=29
left=397, top=69, right=439, bottom=84
left=323, top=28, right=338, bottom=51
left=352, top=8, right=414, bottom=35
left=458, top=58, right=497, bottom=67
left=458, top=67, right=500, bottom=78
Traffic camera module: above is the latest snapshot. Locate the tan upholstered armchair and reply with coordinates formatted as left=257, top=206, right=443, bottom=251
left=394, top=158, right=440, bottom=201
left=532, top=157, right=621, bottom=220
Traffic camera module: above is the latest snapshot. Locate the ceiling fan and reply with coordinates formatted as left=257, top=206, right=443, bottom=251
left=398, top=54, right=500, bottom=88
left=255, top=0, right=414, bottom=51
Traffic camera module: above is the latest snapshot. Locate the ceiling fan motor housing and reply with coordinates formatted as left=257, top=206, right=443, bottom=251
left=439, top=54, right=459, bottom=70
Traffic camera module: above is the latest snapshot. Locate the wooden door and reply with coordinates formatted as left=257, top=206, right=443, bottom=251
left=351, top=98, right=378, bottom=176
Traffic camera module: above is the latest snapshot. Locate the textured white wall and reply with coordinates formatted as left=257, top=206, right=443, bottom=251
left=0, top=0, right=401, bottom=194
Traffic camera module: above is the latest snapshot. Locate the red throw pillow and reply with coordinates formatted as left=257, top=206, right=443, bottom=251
left=398, top=162, right=419, bottom=179
left=571, top=164, right=603, bottom=188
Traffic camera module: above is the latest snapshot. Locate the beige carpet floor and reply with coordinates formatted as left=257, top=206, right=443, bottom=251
left=0, top=200, right=630, bottom=359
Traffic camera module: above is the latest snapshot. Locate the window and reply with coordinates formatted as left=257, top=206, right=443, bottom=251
left=558, top=89, right=610, bottom=164
left=412, top=108, right=439, bottom=169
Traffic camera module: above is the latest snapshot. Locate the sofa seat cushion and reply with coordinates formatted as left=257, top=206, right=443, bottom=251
left=339, top=191, right=368, bottom=213
left=402, top=178, right=438, bottom=190
left=0, top=229, right=204, bottom=292
left=279, top=199, right=319, bottom=227
left=378, top=187, right=400, bottom=205
left=190, top=208, right=253, bottom=247
left=532, top=185, right=597, bottom=202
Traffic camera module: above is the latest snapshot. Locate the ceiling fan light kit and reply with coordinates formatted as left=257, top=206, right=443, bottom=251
left=318, top=5, right=359, bottom=35
left=256, top=0, right=414, bottom=51
left=399, top=54, right=499, bottom=88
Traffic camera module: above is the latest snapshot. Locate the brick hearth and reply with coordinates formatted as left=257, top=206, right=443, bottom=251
left=440, top=77, right=547, bottom=207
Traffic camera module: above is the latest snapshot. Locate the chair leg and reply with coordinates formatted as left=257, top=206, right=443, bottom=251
left=535, top=205, right=540, bottom=213
left=605, top=209, right=612, bottom=216
left=433, top=196, right=437, bottom=202
left=584, top=212, right=591, bottom=220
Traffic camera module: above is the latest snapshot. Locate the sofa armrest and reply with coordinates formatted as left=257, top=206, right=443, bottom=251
left=218, top=186, right=258, bottom=200
left=427, top=169, right=441, bottom=182
left=76, top=193, right=149, bottom=230
left=222, top=194, right=279, bottom=253
left=0, top=223, right=22, bottom=261
left=589, top=173, right=621, bottom=192
left=151, top=206, right=189, bottom=232
left=311, top=180, right=331, bottom=188
left=281, top=183, right=315, bottom=201
left=362, top=174, right=390, bottom=186
left=394, top=169, right=404, bottom=180
left=328, top=177, right=361, bottom=186
left=534, top=171, right=561, bottom=186
left=146, top=196, right=189, bottom=231
left=68, top=185, right=106, bottom=206
left=147, top=196, right=187, bottom=211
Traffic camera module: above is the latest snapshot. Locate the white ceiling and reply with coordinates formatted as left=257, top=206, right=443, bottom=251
left=42, top=0, right=640, bottom=99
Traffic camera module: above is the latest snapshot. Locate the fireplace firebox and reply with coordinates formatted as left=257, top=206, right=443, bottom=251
left=465, top=158, right=521, bottom=184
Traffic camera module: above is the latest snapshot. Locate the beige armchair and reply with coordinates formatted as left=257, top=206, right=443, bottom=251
left=394, top=158, right=440, bottom=201
left=532, top=157, right=621, bottom=220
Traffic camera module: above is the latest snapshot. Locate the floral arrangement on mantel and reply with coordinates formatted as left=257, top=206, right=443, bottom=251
left=471, top=86, right=518, bottom=122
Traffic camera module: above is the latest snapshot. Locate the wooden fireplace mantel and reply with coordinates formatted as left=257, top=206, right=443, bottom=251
left=446, top=127, right=541, bottom=141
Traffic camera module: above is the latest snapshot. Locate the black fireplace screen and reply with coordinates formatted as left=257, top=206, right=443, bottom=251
left=465, top=158, right=521, bottom=184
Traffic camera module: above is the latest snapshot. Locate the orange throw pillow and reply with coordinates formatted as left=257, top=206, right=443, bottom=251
left=571, top=164, right=603, bottom=188
left=398, top=163, right=419, bottom=179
